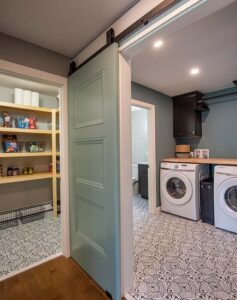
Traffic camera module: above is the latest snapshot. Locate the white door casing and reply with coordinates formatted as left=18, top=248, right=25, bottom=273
left=131, top=99, right=157, bottom=214
left=0, top=60, right=70, bottom=259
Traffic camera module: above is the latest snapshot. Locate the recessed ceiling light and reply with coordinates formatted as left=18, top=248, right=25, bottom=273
left=190, top=68, right=200, bottom=75
left=154, top=40, right=163, bottom=48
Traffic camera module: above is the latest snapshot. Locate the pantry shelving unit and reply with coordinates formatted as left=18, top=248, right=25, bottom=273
left=0, top=101, right=53, bottom=114
left=0, top=101, right=60, bottom=217
left=0, top=172, right=53, bottom=185
left=0, top=127, right=52, bottom=134
left=0, top=152, right=52, bottom=158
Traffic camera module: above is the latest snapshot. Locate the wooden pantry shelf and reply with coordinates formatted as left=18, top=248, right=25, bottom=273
left=0, top=127, right=52, bottom=135
left=0, top=101, right=53, bottom=114
left=0, top=172, right=53, bottom=185
left=0, top=152, right=52, bottom=158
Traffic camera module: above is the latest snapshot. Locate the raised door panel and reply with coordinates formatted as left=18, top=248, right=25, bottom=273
left=73, top=71, right=105, bottom=128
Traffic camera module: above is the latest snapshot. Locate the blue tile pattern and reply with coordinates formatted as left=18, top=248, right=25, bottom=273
left=130, top=196, right=237, bottom=300
left=0, top=212, right=61, bottom=278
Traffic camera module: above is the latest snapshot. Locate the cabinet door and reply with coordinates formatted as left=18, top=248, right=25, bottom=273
left=173, top=91, right=202, bottom=138
left=173, top=98, right=196, bottom=138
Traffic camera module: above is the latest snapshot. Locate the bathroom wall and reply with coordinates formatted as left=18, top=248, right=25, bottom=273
left=132, top=82, right=175, bottom=206
left=132, top=108, right=148, bottom=165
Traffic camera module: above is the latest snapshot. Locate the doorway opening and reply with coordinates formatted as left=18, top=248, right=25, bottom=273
left=121, top=1, right=237, bottom=299
left=131, top=100, right=157, bottom=215
left=0, top=63, right=68, bottom=281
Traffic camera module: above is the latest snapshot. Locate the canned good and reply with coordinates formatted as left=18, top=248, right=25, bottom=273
left=28, top=167, right=34, bottom=174
left=12, top=168, right=20, bottom=176
left=7, top=167, right=13, bottom=176
left=22, top=167, right=28, bottom=175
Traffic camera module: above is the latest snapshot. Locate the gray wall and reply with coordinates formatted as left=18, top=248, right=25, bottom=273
left=0, top=33, right=70, bottom=77
left=132, top=109, right=148, bottom=164
left=0, top=180, right=53, bottom=212
left=132, top=82, right=175, bottom=206
left=198, top=93, right=237, bottom=158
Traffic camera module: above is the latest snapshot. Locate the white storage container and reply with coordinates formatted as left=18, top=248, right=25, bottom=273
left=23, top=90, right=32, bottom=105
left=14, top=88, right=23, bottom=104
left=31, top=92, right=39, bottom=107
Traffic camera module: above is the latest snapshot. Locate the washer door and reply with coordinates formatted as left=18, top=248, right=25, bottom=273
left=217, top=178, right=237, bottom=219
left=161, top=171, right=193, bottom=205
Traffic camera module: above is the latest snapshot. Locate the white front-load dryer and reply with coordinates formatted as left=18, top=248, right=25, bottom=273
left=160, top=162, right=209, bottom=220
left=214, top=165, right=237, bottom=233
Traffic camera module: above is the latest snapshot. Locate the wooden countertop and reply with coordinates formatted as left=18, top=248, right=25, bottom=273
left=163, top=158, right=237, bottom=165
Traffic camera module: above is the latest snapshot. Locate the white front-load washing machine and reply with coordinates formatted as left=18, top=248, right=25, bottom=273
left=160, top=162, right=209, bottom=220
left=214, top=165, right=237, bottom=233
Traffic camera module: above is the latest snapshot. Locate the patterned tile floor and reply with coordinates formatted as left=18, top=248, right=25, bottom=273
left=0, top=212, right=62, bottom=278
left=130, top=196, right=237, bottom=300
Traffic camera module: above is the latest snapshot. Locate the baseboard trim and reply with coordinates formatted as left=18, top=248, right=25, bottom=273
left=0, top=252, right=62, bottom=282
left=154, top=206, right=161, bottom=215
left=123, top=293, right=136, bottom=300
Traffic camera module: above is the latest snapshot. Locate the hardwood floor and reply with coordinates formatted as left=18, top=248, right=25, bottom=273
left=0, top=256, right=110, bottom=300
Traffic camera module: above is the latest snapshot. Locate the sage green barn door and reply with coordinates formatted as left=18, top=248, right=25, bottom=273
left=68, top=43, right=120, bottom=300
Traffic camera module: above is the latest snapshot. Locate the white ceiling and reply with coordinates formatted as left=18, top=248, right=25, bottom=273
left=0, top=0, right=139, bottom=58
left=131, top=1, right=237, bottom=96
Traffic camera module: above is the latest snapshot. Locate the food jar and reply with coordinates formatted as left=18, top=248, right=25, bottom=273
left=12, top=168, right=20, bottom=176
left=7, top=167, right=13, bottom=176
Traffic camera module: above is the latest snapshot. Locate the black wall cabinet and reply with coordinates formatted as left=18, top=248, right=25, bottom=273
left=173, top=91, right=203, bottom=138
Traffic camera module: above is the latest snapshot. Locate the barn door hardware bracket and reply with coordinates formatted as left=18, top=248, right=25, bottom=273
left=69, top=0, right=181, bottom=75
left=105, top=290, right=113, bottom=299
left=106, top=28, right=115, bottom=45
left=68, top=61, right=77, bottom=76
left=68, top=27, right=115, bottom=75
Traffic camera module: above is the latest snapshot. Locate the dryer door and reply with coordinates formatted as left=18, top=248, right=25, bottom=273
left=217, top=178, right=237, bottom=220
left=161, top=171, right=193, bottom=205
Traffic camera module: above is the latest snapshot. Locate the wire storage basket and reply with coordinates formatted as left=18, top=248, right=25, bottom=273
left=0, top=209, right=19, bottom=230
left=20, top=204, right=45, bottom=224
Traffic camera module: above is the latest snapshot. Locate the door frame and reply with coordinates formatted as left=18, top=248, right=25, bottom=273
left=0, top=60, right=70, bottom=268
left=131, top=99, right=157, bottom=214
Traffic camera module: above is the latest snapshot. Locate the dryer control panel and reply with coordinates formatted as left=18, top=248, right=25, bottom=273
left=215, top=165, right=237, bottom=176
left=161, top=162, right=198, bottom=171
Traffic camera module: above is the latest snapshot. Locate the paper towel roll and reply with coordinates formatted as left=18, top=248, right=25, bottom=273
left=14, top=88, right=23, bottom=104
left=31, top=92, right=39, bottom=107
left=23, top=90, right=32, bottom=106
